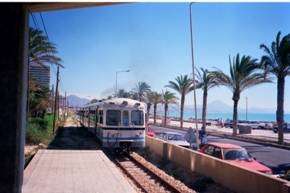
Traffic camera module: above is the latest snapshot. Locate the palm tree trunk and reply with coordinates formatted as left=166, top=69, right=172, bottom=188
left=180, top=94, right=185, bottom=128
left=147, top=103, right=151, bottom=124
left=232, top=99, right=239, bottom=136
left=232, top=92, right=240, bottom=136
left=164, top=103, right=168, bottom=126
left=153, top=103, right=157, bottom=124
left=277, top=76, right=285, bottom=144
left=202, top=88, right=208, bottom=131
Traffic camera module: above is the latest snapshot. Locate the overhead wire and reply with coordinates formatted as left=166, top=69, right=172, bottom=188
left=30, top=11, right=39, bottom=29
left=39, top=13, right=49, bottom=39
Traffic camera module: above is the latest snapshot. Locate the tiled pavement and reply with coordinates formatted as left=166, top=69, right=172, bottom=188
left=22, top=150, right=136, bottom=193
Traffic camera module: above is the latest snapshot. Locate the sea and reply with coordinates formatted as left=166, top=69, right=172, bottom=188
left=166, top=111, right=290, bottom=122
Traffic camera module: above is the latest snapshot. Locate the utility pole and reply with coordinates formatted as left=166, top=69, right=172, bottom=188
left=63, top=91, right=67, bottom=120
left=51, top=84, right=54, bottom=113
left=52, top=66, right=60, bottom=134
left=189, top=2, right=200, bottom=149
left=246, top=96, right=248, bottom=121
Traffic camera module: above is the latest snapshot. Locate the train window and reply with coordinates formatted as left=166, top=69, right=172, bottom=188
left=106, top=110, right=121, bottom=126
left=99, top=110, right=103, bottom=124
left=131, top=110, right=144, bottom=126
left=123, top=111, right=129, bottom=126
left=90, top=110, right=95, bottom=120
left=95, top=109, right=98, bottom=123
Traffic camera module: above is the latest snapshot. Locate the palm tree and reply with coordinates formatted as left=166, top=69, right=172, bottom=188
left=213, top=54, right=271, bottom=136
left=260, top=31, right=290, bottom=144
left=145, top=91, right=154, bottom=123
left=29, top=27, right=61, bottom=67
left=162, top=90, right=177, bottom=126
left=145, top=91, right=163, bottom=124
left=152, top=92, right=162, bottom=124
left=196, top=68, right=220, bottom=131
left=167, top=75, right=193, bottom=128
left=146, top=92, right=162, bottom=124
left=133, top=81, right=151, bottom=102
left=116, top=89, right=131, bottom=98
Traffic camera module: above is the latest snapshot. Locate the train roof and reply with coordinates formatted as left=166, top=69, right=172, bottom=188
left=83, top=98, right=146, bottom=109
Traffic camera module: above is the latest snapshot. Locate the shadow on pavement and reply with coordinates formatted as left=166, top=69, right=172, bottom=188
left=48, top=126, right=100, bottom=150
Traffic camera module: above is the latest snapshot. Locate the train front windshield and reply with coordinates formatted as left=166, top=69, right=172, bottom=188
left=106, top=110, right=121, bottom=126
left=131, top=110, right=144, bottom=126
left=105, top=109, right=144, bottom=126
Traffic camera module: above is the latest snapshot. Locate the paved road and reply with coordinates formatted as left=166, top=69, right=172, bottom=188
left=151, top=125, right=290, bottom=174
left=152, top=119, right=290, bottom=143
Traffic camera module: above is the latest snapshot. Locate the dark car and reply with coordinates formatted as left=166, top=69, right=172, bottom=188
left=272, top=123, right=290, bottom=133
left=224, top=120, right=233, bottom=128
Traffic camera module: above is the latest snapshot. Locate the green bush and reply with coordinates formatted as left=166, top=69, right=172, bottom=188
left=29, top=117, right=48, bottom=130
left=26, top=122, right=45, bottom=144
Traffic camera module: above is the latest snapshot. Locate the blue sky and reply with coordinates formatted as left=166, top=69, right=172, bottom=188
left=31, top=3, right=290, bottom=112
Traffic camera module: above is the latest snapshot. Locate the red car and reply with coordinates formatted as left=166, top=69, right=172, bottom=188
left=200, top=143, right=272, bottom=174
left=146, top=126, right=156, bottom=137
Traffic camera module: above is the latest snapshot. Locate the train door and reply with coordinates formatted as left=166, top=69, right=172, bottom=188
left=122, top=110, right=129, bottom=126
left=94, top=107, right=98, bottom=134
left=88, top=107, right=91, bottom=128
left=97, top=109, right=103, bottom=139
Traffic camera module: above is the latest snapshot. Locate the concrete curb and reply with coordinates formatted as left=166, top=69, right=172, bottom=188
left=24, top=143, right=47, bottom=168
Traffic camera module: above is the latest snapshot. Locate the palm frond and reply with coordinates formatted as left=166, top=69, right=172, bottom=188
left=29, top=27, right=63, bottom=67
left=260, top=31, right=290, bottom=77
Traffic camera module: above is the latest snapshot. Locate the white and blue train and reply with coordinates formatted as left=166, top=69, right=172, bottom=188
left=79, top=98, right=146, bottom=150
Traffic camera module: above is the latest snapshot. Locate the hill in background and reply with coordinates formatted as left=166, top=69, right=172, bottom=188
left=67, top=95, right=90, bottom=107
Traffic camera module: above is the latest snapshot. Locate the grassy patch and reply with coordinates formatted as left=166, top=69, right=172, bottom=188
left=26, top=114, right=54, bottom=145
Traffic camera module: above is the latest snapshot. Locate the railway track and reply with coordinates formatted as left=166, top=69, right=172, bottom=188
left=114, top=152, right=195, bottom=193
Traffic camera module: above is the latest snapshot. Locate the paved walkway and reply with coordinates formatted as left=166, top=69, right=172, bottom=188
left=22, top=149, right=136, bottom=193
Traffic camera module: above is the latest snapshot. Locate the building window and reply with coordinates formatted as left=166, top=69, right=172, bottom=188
left=131, top=110, right=144, bottom=126
left=106, top=110, right=121, bottom=126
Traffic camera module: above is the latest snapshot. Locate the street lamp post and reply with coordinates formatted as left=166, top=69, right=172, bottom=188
left=115, top=69, right=130, bottom=96
left=246, top=96, right=248, bottom=121
left=189, top=2, right=200, bottom=149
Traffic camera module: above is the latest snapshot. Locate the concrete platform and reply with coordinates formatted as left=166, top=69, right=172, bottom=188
left=22, top=150, right=136, bottom=193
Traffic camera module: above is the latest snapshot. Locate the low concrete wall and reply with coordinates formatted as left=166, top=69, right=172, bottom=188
left=146, top=136, right=290, bottom=193
left=238, top=124, right=252, bottom=134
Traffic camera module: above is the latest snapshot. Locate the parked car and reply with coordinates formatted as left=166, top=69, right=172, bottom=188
left=200, top=143, right=272, bottom=174
left=272, top=123, right=290, bottom=133
left=157, top=131, right=190, bottom=148
left=146, top=126, right=156, bottom=137
left=257, top=123, right=273, bottom=130
left=147, top=130, right=155, bottom=137
left=224, top=120, right=233, bottom=128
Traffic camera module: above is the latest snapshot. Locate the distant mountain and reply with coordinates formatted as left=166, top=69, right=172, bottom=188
left=153, top=100, right=232, bottom=114
left=206, top=100, right=232, bottom=112
left=181, top=100, right=232, bottom=113
left=184, top=100, right=275, bottom=113
left=67, top=95, right=90, bottom=107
